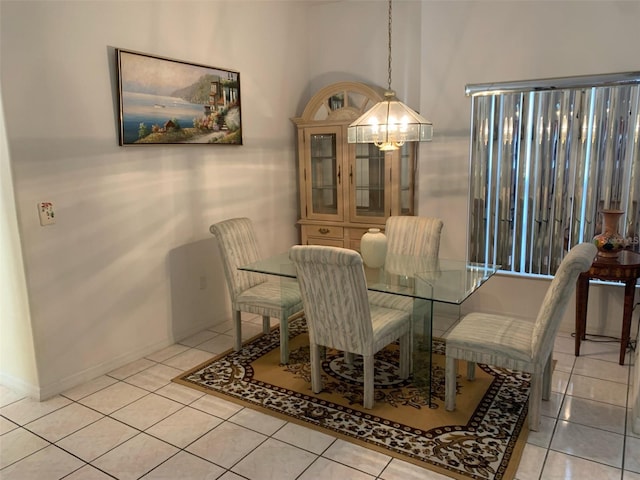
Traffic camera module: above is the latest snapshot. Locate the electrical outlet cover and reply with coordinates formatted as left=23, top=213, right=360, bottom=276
left=38, top=202, right=55, bottom=226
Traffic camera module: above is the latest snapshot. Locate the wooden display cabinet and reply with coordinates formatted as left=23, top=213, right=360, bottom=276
left=292, top=82, right=417, bottom=250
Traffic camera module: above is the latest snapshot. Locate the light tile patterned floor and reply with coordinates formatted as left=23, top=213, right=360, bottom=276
left=1, top=315, right=638, bottom=480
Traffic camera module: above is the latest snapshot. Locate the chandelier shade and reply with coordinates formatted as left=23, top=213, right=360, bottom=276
left=347, top=0, right=433, bottom=151
left=347, top=91, right=433, bottom=150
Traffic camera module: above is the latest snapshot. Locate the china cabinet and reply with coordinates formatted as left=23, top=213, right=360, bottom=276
left=292, top=82, right=417, bottom=250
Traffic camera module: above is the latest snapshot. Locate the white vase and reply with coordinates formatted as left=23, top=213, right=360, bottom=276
left=360, top=228, right=387, bottom=268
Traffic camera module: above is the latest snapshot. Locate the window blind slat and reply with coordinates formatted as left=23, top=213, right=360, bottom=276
left=468, top=77, right=640, bottom=276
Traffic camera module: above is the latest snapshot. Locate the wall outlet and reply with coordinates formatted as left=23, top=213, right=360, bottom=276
left=38, top=202, right=55, bottom=226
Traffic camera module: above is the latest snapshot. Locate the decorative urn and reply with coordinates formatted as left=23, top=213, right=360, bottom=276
left=593, top=209, right=625, bottom=258
left=360, top=228, right=387, bottom=268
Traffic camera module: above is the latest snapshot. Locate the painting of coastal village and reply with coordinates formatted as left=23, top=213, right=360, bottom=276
left=117, top=49, right=242, bottom=145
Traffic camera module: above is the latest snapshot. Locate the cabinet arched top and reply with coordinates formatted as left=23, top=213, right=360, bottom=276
left=293, top=81, right=386, bottom=126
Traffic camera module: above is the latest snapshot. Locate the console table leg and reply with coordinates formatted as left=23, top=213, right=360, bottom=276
left=576, top=251, right=640, bottom=366
left=620, top=279, right=636, bottom=365
left=575, top=273, right=589, bottom=357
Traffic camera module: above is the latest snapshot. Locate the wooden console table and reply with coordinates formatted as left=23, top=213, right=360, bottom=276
left=575, top=250, right=640, bottom=365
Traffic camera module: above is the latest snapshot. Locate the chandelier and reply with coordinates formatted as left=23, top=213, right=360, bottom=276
left=347, top=0, right=433, bottom=151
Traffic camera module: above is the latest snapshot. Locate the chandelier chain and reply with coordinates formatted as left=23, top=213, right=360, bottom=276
left=387, top=0, right=392, bottom=91
left=346, top=0, right=433, bottom=149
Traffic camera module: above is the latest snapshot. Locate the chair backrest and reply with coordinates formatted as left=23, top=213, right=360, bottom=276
left=289, top=245, right=373, bottom=354
left=209, top=217, right=267, bottom=301
left=384, top=216, right=443, bottom=276
left=385, top=216, right=444, bottom=257
left=531, top=242, right=597, bottom=360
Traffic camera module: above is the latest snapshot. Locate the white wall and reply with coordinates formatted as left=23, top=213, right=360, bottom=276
left=0, top=0, right=309, bottom=399
left=417, top=0, right=640, bottom=333
left=2, top=0, right=639, bottom=400
left=0, top=85, right=39, bottom=393
left=305, top=0, right=640, bottom=331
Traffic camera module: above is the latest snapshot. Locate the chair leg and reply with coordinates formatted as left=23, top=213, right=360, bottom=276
left=399, top=332, right=410, bottom=379
left=310, top=343, right=322, bottom=394
left=363, top=354, right=374, bottom=409
left=466, top=361, right=476, bottom=381
left=279, top=317, right=289, bottom=365
left=445, top=356, right=457, bottom=411
left=233, top=310, right=242, bottom=352
left=344, top=352, right=354, bottom=364
left=542, top=355, right=552, bottom=401
left=409, top=311, right=417, bottom=374
left=262, top=315, right=270, bottom=334
left=529, top=371, right=542, bottom=431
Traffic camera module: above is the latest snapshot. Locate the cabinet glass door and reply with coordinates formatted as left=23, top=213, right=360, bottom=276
left=399, top=143, right=416, bottom=215
left=304, top=126, right=344, bottom=221
left=349, top=143, right=389, bottom=223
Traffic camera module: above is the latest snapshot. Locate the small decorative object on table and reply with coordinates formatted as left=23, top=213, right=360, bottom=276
left=593, top=209, right=625, bottom=258
left=360, top=228, right=387, bottom=268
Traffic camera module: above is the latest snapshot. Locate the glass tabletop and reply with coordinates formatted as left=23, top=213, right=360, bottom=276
left=239, top=252, right=499, bottom=305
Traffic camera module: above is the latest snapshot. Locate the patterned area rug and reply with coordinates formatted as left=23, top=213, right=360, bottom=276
left=173, top=317, right=529, bottom=480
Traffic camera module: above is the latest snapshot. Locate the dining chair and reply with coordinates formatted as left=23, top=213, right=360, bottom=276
left=444, top=242, right=597, bottom=431
left=385, top=215, right=444, bottom=258
left=289, top=245, right=411, bottom=409
left=368, top=216, right=444, bottom=359
left=370, top=214, right=443, bottom=293
left=210, top=217, right=303, bottom=364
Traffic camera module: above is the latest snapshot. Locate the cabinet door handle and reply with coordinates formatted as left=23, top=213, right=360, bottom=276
left=337, top=165, right=341, bottom=184
left=318, top=228, right=330, bottom=234
left=350, top=165, right=353, bottom=184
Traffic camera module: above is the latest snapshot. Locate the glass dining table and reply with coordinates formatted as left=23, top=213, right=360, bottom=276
left=239, top=251, right=499, bottom=406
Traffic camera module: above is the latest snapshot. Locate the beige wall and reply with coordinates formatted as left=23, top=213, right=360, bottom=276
left=1, top=0, right=639, bottom=400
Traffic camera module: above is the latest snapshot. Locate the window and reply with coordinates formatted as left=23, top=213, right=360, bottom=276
left=467, top=72, right=640, bottom=276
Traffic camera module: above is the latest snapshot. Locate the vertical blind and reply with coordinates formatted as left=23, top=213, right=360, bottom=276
left=466, top=72, right=640, bottom=276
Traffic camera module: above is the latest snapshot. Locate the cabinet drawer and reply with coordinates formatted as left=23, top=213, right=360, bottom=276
left=302, top=225, right=344, bottom=239
left=306, top=237, right=345, bottom=248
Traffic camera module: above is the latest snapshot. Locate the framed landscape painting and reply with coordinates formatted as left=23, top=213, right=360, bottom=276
left=116, top=49, right=242, bottom=145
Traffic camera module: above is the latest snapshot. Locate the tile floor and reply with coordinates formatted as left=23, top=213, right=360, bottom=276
left=1, top=314, right=638, bottom=480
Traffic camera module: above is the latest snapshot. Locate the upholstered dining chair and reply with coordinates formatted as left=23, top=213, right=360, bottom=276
left=367, top=214, right=443, bottom=298
left=289, top=245, right=411, bottom=409
left=444, top=242, right=597, bottom=431
left=368, top=216, right=444, bottom=360
left=385, top=215, right=444, bottom=259
left=210, top=217, right=303, bottom=364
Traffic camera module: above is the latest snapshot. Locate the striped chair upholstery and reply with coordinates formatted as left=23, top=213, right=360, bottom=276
left=368, top=215, right=444, bottom=358
left=210, top=218, right=303, bottom=364
left=385, top=215, right=444, bottom=258
left=445, top=242, right=597, bottom=431
left=289, top=245, right=411, bottom=409
left=368, top=215, right=443, bottom=308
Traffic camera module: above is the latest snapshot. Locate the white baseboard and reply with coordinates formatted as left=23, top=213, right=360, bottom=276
left=33, top=317, right=221, bottom=400
left=0, top=372, right=40, bottom=400
left=35, top=337, right=173, bottom=401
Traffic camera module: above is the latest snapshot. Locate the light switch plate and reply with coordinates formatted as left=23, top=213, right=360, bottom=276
left=38, top=202, right=55, bottom=226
